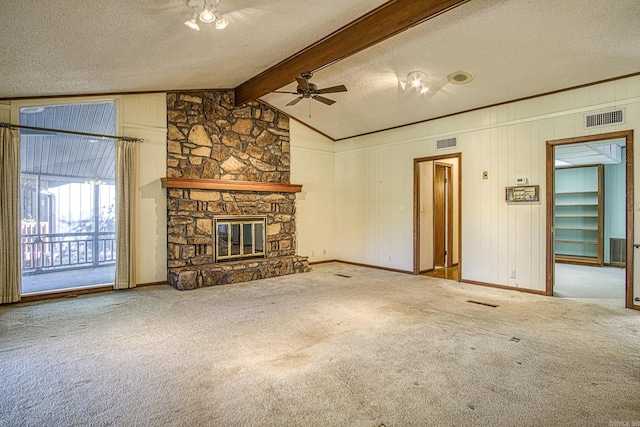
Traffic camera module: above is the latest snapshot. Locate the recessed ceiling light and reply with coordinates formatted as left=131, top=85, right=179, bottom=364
left=447, top=70, right=474, bottom=85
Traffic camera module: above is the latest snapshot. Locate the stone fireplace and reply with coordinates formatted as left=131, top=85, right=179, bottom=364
left=214, top=216, right=266, bottom=262
left=163, top=91, right=309, bottom=290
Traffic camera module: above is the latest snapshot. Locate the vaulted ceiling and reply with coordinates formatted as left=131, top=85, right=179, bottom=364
left=1, top=0, right=639, bottom=141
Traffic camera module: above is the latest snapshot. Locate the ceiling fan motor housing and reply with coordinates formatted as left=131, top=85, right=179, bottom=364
left=298, top=83, right=318, bottom=97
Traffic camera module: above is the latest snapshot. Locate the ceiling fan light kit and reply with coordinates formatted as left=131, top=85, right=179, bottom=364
left=401, top=71, right=429, bottom=94
left=185, top=0, right=228, bottom=31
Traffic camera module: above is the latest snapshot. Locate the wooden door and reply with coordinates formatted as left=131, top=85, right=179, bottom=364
left=434, top=163, right=452, bottom=267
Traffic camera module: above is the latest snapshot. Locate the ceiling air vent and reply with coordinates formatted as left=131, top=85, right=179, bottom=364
left=436, top=137, right=457, bottom=150
left=584, top=109, right=625, bottom=129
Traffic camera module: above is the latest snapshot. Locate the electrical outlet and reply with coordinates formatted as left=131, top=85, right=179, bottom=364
left=483, top=171, right=489, bottom=179
left=509, top=270, right=516, bottom=278
left=388, top=255, right=392, bottom=262
left=311, top=250, right=315, bottom=257
left=322, top=248, right=326, bottom=255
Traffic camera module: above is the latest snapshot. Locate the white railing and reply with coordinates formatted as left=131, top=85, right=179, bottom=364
left=21, top=231, right=116, bottom=274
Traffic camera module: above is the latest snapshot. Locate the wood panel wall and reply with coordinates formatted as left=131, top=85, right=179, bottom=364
left=333, top=75, right=640, bottom=293
left=289, top=120, right=336, bottom=263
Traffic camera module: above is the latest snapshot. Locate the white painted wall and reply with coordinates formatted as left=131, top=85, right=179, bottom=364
left=122, top=94, right=167, bottom=284
left=290, top=120, right=336, bottom=262
left=0, top=101, right=10, bottom=122
left=334, top=75, right=640, bottom=296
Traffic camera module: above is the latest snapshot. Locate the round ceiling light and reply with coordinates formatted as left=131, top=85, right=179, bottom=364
left=447, top=70, right=474, bottom=85
left=214, top=13, right=229, bottom=29
left=199, top=8, right=215, bottom=23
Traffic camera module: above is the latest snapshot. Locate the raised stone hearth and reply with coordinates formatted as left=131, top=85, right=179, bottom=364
left=165, top=91, right=309, bottom=290
left=168, top=256, right=310, bottom=290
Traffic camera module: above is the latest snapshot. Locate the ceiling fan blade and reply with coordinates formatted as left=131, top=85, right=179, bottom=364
left=296, top=77, right=309, bottom=90
left=316, top=85, right=347, bottom=94
left=313, top=95, right=336, bottom=106
left=272, top=91, right=299, bottom=94
left=286, top=97, right=304, bottom=106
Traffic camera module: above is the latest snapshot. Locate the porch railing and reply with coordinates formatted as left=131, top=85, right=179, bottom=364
left=21, top=232, right=116, bottom=274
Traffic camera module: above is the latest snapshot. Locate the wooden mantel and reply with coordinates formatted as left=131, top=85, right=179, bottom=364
left=161, top=177, right=303, bottom=193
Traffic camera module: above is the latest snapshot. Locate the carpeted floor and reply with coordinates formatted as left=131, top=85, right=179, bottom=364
left=1, top=262, right=639, bottom=426
left=554, top=263, right=625, bottom=307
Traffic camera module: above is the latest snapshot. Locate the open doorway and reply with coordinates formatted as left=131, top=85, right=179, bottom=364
left=414, top=153, right=461, bottom=280
left=546, top=131, right=635, bottom=309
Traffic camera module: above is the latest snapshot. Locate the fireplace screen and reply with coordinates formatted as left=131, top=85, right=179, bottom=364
left=215, top=216, right=266, bottom=262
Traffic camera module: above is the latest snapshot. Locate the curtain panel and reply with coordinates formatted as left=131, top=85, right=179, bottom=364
left=0, top=127, right=21, bottom=303
left=114, top=139, right=138, bottom=289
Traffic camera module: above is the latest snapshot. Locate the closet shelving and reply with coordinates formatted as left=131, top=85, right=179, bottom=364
left=554, top=165, right=603, bottom=265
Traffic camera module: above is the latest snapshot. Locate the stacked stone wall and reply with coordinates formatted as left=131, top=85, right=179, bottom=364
left=167, top=190, right=297, bottom=268
left=165, top=91, right=309, bottom=289
left=166, top=91, right=290, bottom=183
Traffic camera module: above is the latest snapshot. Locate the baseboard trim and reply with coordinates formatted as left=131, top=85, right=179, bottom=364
left=461, top=279, right=548, bottom=296
left=420, top=268, right=434, bottom=274
left=137, top=280, right=168, bottom=287
left=309, top=259, right=337, bottom=266
left=20, top=285, right=115, bottom=303
left=334, top=260, right=413, bottom=275
left=604, top=262, right=626, bottom=268
left=19, top=280, right=168, bottom=303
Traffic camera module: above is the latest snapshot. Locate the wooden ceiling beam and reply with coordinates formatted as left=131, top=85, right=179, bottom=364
left=234, top=0, right=468, bottom=106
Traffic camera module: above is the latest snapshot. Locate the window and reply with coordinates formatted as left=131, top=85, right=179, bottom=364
left=19, top=101, right=117, bottom=294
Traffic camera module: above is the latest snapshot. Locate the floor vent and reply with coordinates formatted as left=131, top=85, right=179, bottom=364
left=610, top=238, right=626, bottom=264
left=584, top=109, right=625, bottom=129
left=335, top=274, right=352, bottom=278
left=436, top=136, right=457, bottom=150
left=466, top=300, right=498, bottom=308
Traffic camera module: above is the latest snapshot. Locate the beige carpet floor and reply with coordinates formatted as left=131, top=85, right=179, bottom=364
left=554, top=263, right=626, bottom=307
left=1, top=262, right=639, bottom=426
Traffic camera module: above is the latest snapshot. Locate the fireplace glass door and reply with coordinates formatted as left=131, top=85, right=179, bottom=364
left=215, top=217, right=266, bottom=262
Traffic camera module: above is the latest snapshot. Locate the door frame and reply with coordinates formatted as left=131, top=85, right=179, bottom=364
left=413, top=152, right=462, bottom=276
left=433, top=162, right=454, bottom=268
left=545, top=130, right=635, bottom=309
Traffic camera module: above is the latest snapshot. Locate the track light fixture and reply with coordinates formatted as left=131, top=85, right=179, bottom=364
left=185, top=0, right=229, bottom=31
left=184, top=7, right=200, bottom=31
left=400, top=71, right=429, bottom=95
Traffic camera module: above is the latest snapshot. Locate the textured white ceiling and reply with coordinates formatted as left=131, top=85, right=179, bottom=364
left=1, top=0, right=640, bottom=140
left=261, top=0, right=640, bottom=139
left=0, top=0, right=387, bottom=97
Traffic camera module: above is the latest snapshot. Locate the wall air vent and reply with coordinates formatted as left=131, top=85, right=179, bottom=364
left=610, top=238, right=626, bottom=265
left=436, top=137, right=457, bottom=150
left=584, top=109, right=625, bottom=129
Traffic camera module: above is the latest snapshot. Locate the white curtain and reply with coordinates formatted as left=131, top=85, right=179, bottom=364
left=114, top=139, right=138, bottom=289
left=0, top=127, right=21, bottom=303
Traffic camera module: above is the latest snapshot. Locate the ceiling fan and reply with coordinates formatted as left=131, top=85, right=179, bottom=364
left=274, top=71, right=347, bottom=106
